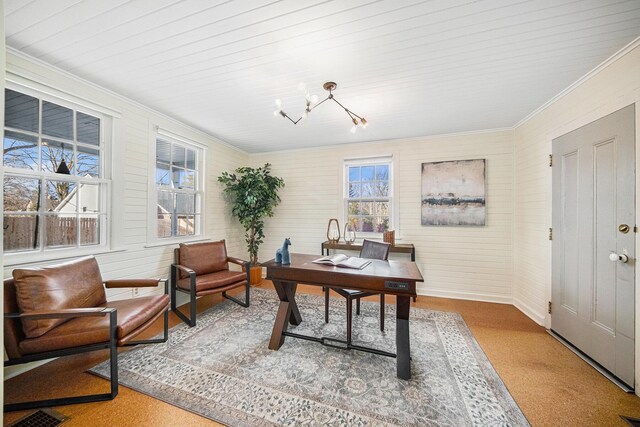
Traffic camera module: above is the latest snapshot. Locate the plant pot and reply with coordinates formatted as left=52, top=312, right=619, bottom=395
left=248, top=265, right=262, bottom=285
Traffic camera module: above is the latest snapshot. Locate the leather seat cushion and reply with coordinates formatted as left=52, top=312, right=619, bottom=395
left=177, top=270, right=246, bottom=292
left=178, top=241, right=228, bottom=278
left=19, top=295, right=169, bottom=355
left=13, top=256, right=107, bottom=338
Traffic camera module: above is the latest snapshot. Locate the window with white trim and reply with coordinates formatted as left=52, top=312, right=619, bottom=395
left=344, top=157, right=392, bottom=234
left=154, top=135, right=202, bottom=239
left=3, top=88, right=109, bottom=254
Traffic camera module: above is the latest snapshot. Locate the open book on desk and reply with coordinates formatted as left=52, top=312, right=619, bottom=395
left=312, top=254, right=371, bottom=270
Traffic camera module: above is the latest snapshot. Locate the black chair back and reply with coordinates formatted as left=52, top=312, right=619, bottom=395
left=360, top=240, right=391, bottom=260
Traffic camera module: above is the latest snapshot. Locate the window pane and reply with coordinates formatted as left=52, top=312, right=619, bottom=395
left=186, top=149, right=196, bottom=170
left=42, top=140, right=74, bottom=175
left=361, top=181, right=375, bottom=197
left=156, top=162, right=170, bottom=186
left=360, top=217, right=375, bottom=232
left=361, top=166, right=374, bottom=181
left=157, top=190, right=173, bottom=213
left=348, top=166, right=360, bottom=182
left=42, top=101, right=73, bottom=139
left=45, top=181, right=76, bottom=211
left=79, top=184, right=100, bottom=213
left=77, top=146, right=100, bottom=177
left=45, top=214, right=77, bottom=248
left=375, top=181, right=389, bottom=197
left=5, top=89, right=38, bottom=132
left=176, top=214, right=188, bottom=236
left=375, top=164, right=389, bottom=181
left=76, top=112, right=100, bottom=145
left=172, top=167, right=187, bottom=189
left=360, top=202, right=373, bottom=215
left=348, top=201, right=360, bottom=215
left=176, top=193, right=195, bottom=214
left=182, top=170, right=196, bottom=190
left=348, top=183, right=360, bottom=198
left=80, top=214, right=100, bottom=245
left=375, top=201, right=389, bottom=217
left=157, top=213, right=172, bottom=238
left=375, top=217, right=389, bottom=232
left=172, top=145, right=185, bottom=168
left=3, top=131, right=38, bottom=170
left=4, top=176, right=40, bottom=211
left=156, top=139, right=171, bottom=163
left=4, top=214, right=39, bottom=252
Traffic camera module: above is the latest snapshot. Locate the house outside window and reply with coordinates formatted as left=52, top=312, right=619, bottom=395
left=154, top=135, right=202, bottom=239
left=2, top=88, right=109, bottom=256
left=344, top=157, right=393, bottom=234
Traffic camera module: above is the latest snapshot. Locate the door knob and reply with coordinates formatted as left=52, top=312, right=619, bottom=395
left=609, top=252, right=629, bottom=263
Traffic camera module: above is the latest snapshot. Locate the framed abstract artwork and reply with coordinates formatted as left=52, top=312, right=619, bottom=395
left=421, top=159, right=486, bottom=226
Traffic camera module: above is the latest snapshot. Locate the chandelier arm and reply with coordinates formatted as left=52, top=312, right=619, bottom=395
left=331, top=97, right=362, bottom=121
left=308, top=95, right=331, bottom=112
left=281, top=111, right=301, bottom=125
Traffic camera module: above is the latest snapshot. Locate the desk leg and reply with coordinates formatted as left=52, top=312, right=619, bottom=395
left=269, top=280, right=301, bottom=350
left=396, top=295, right=411, bottom=380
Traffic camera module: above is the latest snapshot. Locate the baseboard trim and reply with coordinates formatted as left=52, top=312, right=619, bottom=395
left=513, top=297, right=546, bottom=326
left=417, top=286, right=512, bottom=305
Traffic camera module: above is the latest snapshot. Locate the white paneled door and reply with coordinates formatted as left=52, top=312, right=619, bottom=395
left=552, top=105, right=636, bottom=388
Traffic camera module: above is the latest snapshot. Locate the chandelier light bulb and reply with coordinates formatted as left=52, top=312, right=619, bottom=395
left=361, top=118, right=368, bottom=128
left=350, top=125, right=357, bottom=133
left=275, top=99, right=282, bottom=108
left=310, top=94, right=319, bottom=104
left=273, top=109, right=280, bottom=116
left=297, top=82, right=307, bottom=92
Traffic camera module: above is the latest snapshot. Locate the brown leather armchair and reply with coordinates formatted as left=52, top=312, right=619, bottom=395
left=324, top=239, right=391, bottom=345
left=171, top=240, right=250, bottom=327
left=4, top=256, right=169, bottom=412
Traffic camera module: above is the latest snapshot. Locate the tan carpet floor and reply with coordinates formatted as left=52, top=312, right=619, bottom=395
left=4, top=281, right=640, bottom=426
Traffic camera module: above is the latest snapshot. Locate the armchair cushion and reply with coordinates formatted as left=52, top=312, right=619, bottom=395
left=177, top=270, right=246, bottom=293
left=12, top=256, right=107, bottom=339
left=18, top=294, right=169, bottom=355
left=178, top=241, right=229, bottom=278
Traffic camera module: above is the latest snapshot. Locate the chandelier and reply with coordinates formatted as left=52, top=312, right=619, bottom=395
left=274, top=82, right=368, bottom=133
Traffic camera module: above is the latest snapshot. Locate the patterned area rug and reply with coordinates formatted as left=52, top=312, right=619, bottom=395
left=91, top=288, right=529, bottom=426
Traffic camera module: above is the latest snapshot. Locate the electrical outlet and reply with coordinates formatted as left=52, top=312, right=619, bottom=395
left=132, top=287, right=139, bottom=297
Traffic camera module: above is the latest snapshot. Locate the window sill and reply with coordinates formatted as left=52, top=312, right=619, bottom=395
left=4, top=246, right=127, bottom=268
left=144, top=237, right=210, bottom=249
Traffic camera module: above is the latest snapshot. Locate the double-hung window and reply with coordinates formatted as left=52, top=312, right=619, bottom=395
left=154, top=134, right=202, bottom=239
left=344, top=157, right=393, bottom=234
left=3, top=88, right=109, bottom=255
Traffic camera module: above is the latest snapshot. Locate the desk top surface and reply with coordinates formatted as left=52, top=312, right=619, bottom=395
left=263, top=253, right=424, bottom=284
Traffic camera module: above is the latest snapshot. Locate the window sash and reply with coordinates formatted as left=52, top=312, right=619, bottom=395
left=3, top=89, right=109, bottom=256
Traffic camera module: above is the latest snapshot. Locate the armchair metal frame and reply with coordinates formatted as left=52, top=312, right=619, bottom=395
left=4, top=279, right=169, bottom=413
left=170, top=260, right=250, bottom=327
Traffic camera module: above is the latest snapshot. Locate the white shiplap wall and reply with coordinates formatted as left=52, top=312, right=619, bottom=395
left=513, top=43, right=640, bottom=326
left=252, top=130, right=514, bottom=303
left=2, top=51, right=249, bottom=297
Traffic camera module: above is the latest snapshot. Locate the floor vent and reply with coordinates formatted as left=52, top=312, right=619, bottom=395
left=8, top=409, right=68, bottom=427
left=621, top=415, right=640, bottom=426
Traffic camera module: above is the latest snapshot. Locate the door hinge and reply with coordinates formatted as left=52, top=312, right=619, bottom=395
left=548, top=228, right=553, bottom=240
left=548, top=301, right=552, bottom=314
left=549, top=154, right=553, bottom=167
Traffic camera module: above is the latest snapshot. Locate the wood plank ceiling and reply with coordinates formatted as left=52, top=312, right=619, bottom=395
left=5, top=0, right=640, bottom=152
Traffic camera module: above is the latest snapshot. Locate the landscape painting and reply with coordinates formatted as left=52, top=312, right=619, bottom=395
left=421, top=159, right=486, bottom=226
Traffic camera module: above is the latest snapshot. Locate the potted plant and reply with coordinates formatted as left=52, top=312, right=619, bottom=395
left=218, top=163, right=285, bottom=284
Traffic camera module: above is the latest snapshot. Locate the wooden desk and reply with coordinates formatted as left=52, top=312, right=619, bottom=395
left=321, top=241, right=416, bottom=261
left=264, top=253, right=424, bottom=380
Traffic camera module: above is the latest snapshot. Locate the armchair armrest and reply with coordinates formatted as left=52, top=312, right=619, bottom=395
left=227, top=256, right=249, bottom=267
left=173, top=264, right=196, bottom=276
left=5, top=307, right=115, bottom=320
left=104, top=279, right=162, bottom=288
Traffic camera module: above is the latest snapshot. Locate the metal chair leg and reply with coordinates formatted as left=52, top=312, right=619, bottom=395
left=356, top=298, right=361, bottom=315
left=346, top=297, right=353, bottom=345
